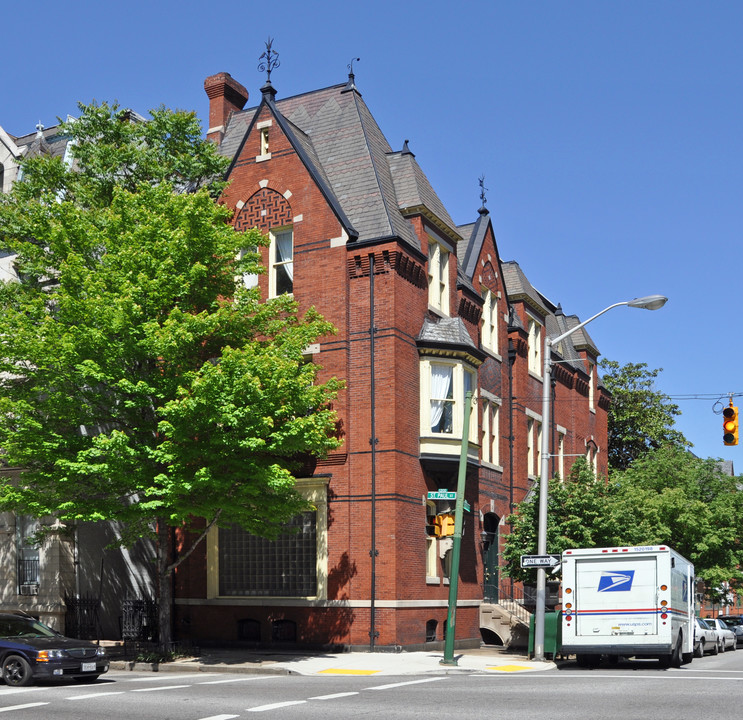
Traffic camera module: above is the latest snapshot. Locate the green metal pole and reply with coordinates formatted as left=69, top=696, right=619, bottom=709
left=441, top=390, right=472, bottom=666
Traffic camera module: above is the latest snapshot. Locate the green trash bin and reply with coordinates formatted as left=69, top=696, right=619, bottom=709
left=528, top=610, right=563, bottom=659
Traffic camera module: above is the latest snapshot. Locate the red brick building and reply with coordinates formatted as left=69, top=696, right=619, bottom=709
left=171, top=67, right=609, bottom=650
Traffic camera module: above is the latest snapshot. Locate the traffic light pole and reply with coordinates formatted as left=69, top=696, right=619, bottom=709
left=441, top=391, right=473, bottom=666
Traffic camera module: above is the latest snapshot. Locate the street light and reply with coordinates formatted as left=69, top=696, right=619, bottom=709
left=532, top=294, right=668, bottom=662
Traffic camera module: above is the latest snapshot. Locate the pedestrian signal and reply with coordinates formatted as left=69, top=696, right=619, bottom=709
left=723, top=405, right=739, bottom=446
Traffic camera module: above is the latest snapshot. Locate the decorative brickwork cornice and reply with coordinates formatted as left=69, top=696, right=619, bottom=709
left=458, top=296, right=481, bottom=326
left=347, top=250, right=426, bottom=288
left=552, top=363, right=575, bottom=389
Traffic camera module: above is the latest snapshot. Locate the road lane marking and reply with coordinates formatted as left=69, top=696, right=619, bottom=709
left=67, top=691, right=126, bottom=700
left=317, top=668, right=380, bottom=675
left=309, top=692, right=360, bottom=700
left=248, top=700, right=307, bottom=712
left=367, top=677, right=447, bottom=690
left=132, top=684, right=191, bottom=692
left=124, top=674, right=202, bottom=682
left=199, top=676, right=281, bottom=684
left=197, top=715, right=240, bottom=720
left=0, top=703, right=49, bottom=713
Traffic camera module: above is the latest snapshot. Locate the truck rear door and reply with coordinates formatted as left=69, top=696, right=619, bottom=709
left=575, top=555, right=658, bottom=638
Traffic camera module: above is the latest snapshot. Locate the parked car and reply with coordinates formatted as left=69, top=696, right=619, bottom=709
left=705, top=618, right=737, bottom=652
left=718, top=615, right=743, bottom=646
left=694, top=617, right=718, bottom=657
left=0, top=613, right=108, bottom=686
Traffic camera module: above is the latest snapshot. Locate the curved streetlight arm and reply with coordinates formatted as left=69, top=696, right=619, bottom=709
left=549, top=302, right=629, bottom=349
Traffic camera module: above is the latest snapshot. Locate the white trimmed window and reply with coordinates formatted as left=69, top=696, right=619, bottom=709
left=557, top=429, right=566, bottom=479
left=269, top=227, right=293, bottom=297
left=536, top=421, right=543, bottom=477
left=481, top=289, right=498, bottom=355
left=425, top=500, right=439, bottom=582
left=586, top=442, right=598, bottom=476
left=427, top=239, right=450, bottom=314
left=481, top=396, right=501, bottom=467
left=420, top=359, right=477, bottom=442
left=208, top=478, right=328, bottom=600
left=588, top=361, right=596, bottom=411
left=527, top=315, right=542, bottom=376
left=527, top=418, right=535, bottom=477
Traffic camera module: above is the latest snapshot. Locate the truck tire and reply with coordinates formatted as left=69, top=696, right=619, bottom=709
left=671, top=635, right=683, bottom=668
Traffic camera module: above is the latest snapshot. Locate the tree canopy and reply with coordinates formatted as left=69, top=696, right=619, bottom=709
left=600, top=358, right=689, bottom=471
left=0, top=102, right=342, bottom=647
left=502, top=449, right=743, bottom=598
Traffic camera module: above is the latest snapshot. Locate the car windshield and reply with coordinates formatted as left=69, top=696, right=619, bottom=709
left=0, top=617, right=57, bottom=639
left=697, top=619, right=710, bottom=629
left=721, top=617, right=743, bottom=626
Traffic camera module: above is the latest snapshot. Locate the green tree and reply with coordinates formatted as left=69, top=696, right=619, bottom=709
left=610, top=445, right=743, bottom=597
left=0, top=104, right=342, bottom=648
left=503, top=448, right=743, bottom=595
left=600, top=359, right=688, bottom=471
left=501, top=458, right=620, bottom=584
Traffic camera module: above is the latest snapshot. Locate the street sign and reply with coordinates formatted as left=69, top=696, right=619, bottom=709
left=520, top=554, right=561, bottom=569
left=427, top=490, right=456, bottom=500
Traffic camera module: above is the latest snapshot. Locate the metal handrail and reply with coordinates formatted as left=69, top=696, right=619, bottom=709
left=495, top=579, right=534, bottom=626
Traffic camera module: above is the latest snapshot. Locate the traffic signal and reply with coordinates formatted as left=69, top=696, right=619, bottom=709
left=723, top=405, right=739, bottom=446
left=431, top=513, right=456, bottom=537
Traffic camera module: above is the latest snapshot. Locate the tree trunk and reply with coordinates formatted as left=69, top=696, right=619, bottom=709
left=157, top=519, right=172, bottom=652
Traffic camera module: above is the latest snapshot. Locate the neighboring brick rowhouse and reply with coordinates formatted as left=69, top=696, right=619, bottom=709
left=171, top=68, right=609, bottom=651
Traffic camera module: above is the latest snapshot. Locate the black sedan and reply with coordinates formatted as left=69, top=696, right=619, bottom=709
left=0, top=613, right=108, bottom=686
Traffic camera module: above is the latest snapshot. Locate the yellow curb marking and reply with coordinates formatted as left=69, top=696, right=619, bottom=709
left=485, top=665, right=534, bottom=672
left=318, top=669, right=381, bottom=675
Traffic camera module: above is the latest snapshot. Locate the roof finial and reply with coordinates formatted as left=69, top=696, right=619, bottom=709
left=348, top=57, right=360, bottom=79
left=343, top=57, right=361, bottom=93
left=35, top=121, right=45, bottom=137
left=258, top=37, right=280, bottom=84
left=478, top=174, right=489, bottom=215
left=401, top=139, right=415, bottom=156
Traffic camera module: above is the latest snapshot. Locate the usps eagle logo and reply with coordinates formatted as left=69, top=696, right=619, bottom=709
left=597, top=570, right=635, bottom=592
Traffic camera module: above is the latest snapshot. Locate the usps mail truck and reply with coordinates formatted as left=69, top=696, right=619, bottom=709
left=561, top=545, right=695, bottom=667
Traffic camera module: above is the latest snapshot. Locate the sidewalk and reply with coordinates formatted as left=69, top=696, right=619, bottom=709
left=108, top=645, right=556, bottom=677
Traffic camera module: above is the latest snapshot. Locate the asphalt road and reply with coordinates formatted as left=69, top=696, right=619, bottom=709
left=2, top=649, right=742, bottom=719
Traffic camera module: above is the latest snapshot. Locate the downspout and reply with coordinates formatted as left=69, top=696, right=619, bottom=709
left=369, top=253, right=379, bottom=651
left=507, top=338, right=516, bottom=596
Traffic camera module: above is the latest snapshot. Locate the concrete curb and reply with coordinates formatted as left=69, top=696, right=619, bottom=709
left=109, top=660, right=290, bottom=675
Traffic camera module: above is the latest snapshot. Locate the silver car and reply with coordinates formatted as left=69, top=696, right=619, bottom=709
left=694, top=617, right=718, bottom=657
left=706, top=617, right=737, bottom=652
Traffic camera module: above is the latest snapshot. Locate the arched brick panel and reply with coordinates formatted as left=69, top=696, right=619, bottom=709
left=234, top=188, right=292, bottom=233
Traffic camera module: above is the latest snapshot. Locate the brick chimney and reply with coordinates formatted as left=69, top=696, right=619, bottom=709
left=204, top=72, right=249, bottom=145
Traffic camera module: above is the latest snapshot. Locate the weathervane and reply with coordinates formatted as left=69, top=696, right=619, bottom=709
left=478, top=174, right=488, bottom=214
left=258, top=38, right=280, bottom=84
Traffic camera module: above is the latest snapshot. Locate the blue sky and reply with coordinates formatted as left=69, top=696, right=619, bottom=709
left=3, top=1, right=741, bottom=464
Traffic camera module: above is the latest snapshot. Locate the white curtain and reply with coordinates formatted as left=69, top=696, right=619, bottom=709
left=430, top=365, right=452, bottom=432
left=276, top=231, right=293, bottom=280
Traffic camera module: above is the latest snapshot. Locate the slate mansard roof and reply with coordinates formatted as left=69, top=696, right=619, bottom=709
left=219, top=80, right=461, bottom=253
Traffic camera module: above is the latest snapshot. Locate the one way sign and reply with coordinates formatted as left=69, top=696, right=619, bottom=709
left=520, top=554, right=561, bottom=569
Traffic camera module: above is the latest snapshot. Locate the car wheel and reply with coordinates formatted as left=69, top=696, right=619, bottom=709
left=694, top=640, right=704, bottom=658
left=711, top=639, right=719, bottom=655
left=731, top=641, right=737, bottom=652
left=720, top=639, right=726, bottom=653
left=2, top=655, right=33, bottom=687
